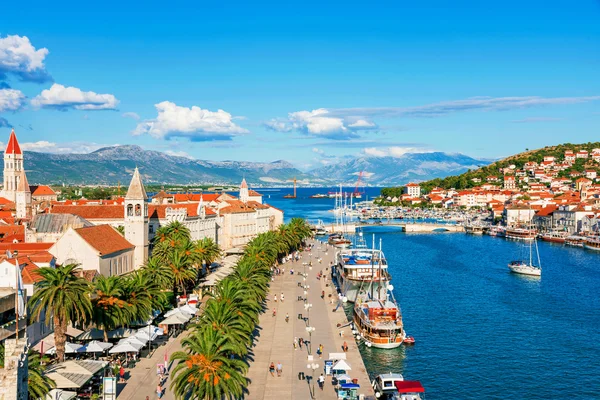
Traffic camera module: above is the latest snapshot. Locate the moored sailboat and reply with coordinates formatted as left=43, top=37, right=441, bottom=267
left=508, top=236, right=542, bottom=277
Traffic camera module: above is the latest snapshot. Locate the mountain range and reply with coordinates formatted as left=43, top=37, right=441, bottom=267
left=22, top=145, right=489, bottom=186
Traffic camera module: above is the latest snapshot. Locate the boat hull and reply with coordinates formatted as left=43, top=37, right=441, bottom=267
left=583, top=244, right=600, bottom=251
left=541, top=236, right=566, bottom=243
left=508, top=264, right=541, bottom=276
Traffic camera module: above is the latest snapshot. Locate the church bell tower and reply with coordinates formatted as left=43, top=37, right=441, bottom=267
left=124, top=167, right=149, bottom=268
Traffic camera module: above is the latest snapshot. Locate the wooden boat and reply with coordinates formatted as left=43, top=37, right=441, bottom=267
left=540, top=231, right=569, bottom=243
left=505, top=227, right=537, bottom=241
left=583, top=236, right=600, bottom=252
left=565, top=235, right=586, bottom=247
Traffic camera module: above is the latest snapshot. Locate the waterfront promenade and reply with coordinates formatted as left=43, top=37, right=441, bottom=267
left=245, top=238, right=373, bottom=399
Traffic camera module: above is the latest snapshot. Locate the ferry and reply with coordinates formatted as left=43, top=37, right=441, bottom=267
left=540, top=231, right=569, bottom=244
left=583, top=236, right=600, bottom=252
left=372, top=373, right=425, bottom=400
left=334, top=243, right=389, bottom=302
left=565, top=235, right=586, bottom=247
left=505, top=227, right=537, bottom=241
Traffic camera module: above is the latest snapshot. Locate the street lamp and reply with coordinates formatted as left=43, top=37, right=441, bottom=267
left=305, top=325, right=315, bottom=354
left=306, top=362, right=320, bottom=399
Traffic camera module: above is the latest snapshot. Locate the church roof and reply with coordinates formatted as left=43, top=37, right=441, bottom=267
left=240, top=178, right=248, bottom=189
left=30, top=185, right=56, bottom=196
left=5, top=129, right=22, bottom=155
left=17, top=170, right=30, bottom=192
left=30, top=213, right=93, bottom=233
left=52, top=205, right=123, bottom=219
left=75, top=224, right=134, bottom=256
left=126, top=168, right=147, bottom=200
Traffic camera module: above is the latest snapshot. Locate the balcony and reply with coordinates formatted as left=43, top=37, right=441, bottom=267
left=0, top=316, right=27, bottom=341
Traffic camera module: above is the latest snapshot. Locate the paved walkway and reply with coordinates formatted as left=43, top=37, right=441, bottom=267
left=245, top=239, right=373, bottom=399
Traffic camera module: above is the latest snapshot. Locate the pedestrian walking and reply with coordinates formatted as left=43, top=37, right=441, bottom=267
left=119, top=365, right=125, bottom=383
left=269, top=362, right=275, bottom=377
left=274, top=294, right=278, bottom=302
left=276, top=362, right=283, bottom=377
left=318, top=374, right=325, bottom=390
left=285, top=313, right=289, bottom=323
left=156, top=383, right=163, bottom=398
left=299, top=337, right=304, bottom=349
left=281, top=293, right=285, bottom=302
left=316, top=344, right=322, bottom=358
left=343, top=341, right=348, bottom=352
left=272, top=308, right=277, bottom=317
left=293, top=337, right=298, bottom=350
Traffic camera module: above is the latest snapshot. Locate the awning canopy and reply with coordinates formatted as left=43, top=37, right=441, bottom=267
left=109, top=342, right=141, bottom=353
left=332, top=360, right=352, bottom=371
left=46, top=342, right=83, bottom=355
left=340, top=383, right=360, bottom=389
left=44, top=360, right=107, bottom=389
left=395, top=381, right=425, bottom=393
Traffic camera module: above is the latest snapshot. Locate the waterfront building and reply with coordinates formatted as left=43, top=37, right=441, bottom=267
left=404, top=182, right=421, bottom=197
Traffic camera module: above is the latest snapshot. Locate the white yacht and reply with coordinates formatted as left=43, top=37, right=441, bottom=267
left=508, top=237, right=542, bottom=277
left=372, top=373, right=425, bottom=400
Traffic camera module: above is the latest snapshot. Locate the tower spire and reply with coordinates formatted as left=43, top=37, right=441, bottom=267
left=5, top=129, right=22, bottom=155
left=126, top=167, right=147, bottom=200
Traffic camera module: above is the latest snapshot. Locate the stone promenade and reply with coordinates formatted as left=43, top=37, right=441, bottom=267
left=245, top=238, right=373, bottom=399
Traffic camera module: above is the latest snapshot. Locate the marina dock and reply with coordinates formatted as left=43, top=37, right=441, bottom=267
left=245, top=238, right=373, bottom=399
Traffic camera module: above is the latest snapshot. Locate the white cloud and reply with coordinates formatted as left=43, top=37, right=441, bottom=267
left=122, top=112, right=140, bottom=121
left=165, top=150, right=194, bottom=159
left=511, top=117, right=562, bottom=123
left=331, top=96, right=600, bottom=118
left=31, top=83, right=119, bottom=110
left=132, top=101, right=248, bottom=141
left=18, top=141, right=111, bottom=154
left=0, top=88, right=25, bottom=112
left=362, top=146, right=431, bottom=158
left=312, top=147, right=324, bottom=155
left=0, top=35, right=51, bottom=82
left=265, top=108, right=377, bottom=139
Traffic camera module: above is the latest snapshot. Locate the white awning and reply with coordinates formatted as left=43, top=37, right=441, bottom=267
left=80, top=341, right=113, bottom=353
left=109, top=342, right=141, bottom=353
left=332, top=360, right=352, bottom=371
left=159, top=313, right=190, bottom=325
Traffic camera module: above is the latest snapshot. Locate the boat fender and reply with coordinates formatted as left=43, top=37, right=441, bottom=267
left=375, top=392, right=381, bottom=398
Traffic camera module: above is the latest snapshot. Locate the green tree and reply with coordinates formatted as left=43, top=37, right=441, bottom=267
left=29, top=264, right=92, bottom=362
left=91, top=276, right=130, bottom=342
left=27, top=350, right=55, bottom=399
left=170, top=329, right=248, bottom=400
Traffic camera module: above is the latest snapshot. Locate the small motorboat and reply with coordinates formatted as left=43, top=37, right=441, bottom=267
left=403, top=336, right=415, bottom=345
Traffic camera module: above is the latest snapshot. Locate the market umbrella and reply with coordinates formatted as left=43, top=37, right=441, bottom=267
left=80, top=341, right=113, bottom=353
left=134, top=330, right=159, bottom=341
left=179, top=304, right=198, bottom=315
left=46, top=342, right=83, bottom=355
left=109, top=342, right=141, bottom=354
left=164, top=308, right=192, bottom=318
left=160, top=312, right=190, bottom=325
left=123, top=336, right=147, bottom=347
left=138, top=325, right=164, bottom=335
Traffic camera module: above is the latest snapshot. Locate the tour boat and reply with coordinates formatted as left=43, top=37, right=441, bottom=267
left=583, top=236, right=600, bottom=252
left=353, top=295, right=405, bottom=349
left=334, top=238, right=389, bottom=302
left=540, top=231, right=569, bottom=244
left=508, top=237, right=542, bottom=277
left=565, top=235, right=586, bottom=247
left=328, top=233, right=352, bottom=248
left=505, top=227, right=537, bottom=241
left=372, top=374, right=425, bottom=400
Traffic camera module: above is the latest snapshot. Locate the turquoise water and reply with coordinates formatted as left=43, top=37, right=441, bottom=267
left=268, top=188, right=600, bottom=399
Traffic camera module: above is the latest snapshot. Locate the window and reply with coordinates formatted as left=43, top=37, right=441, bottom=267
left=127, top=204, right=133, bottom=216
left=135, top=204, right=141, bottom=216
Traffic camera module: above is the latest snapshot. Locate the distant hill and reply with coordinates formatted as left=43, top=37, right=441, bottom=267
left=23, top=145, right=318, bottom=185
left=417, top=142, right=600, bottom=193
left=309, top=152, right=489, bottom=186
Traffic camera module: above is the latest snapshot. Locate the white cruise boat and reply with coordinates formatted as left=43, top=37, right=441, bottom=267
left=508, top=237, right=542, bottom=277
left=583, top=235, right=600, bottom=252
left=334, top=236, right=389, bottom=303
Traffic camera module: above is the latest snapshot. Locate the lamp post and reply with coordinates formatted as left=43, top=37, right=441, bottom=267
left=305, top=325, right=315, bottom=355
left=306, top=362, right=320, bottom=399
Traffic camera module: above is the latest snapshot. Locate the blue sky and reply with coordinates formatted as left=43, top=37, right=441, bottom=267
left=1, top=0, right=599, bottom=169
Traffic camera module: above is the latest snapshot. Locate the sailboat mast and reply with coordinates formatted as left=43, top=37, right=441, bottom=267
left=370, top=234, right=375, bottom=299
left=378, top=238, right=382, bottom=301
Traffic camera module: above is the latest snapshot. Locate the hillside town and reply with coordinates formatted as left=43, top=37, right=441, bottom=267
left=378, top=148, right=600, bottom=234
left=0, top=129, right=285, bottom=398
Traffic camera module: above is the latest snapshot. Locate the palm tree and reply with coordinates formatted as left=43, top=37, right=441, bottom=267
left=192, top=237, right=221, bottom=270
left=170, top=329, right=248, bottom=400
left=140, top=256, right=173, bottom=290
left=27, top=350, right=55, bottom=399
left=168, top=249, right=196, bottom=298
left=198, top=299, right=252, bottom=356
left=121, top=271, right=165, bottom=323
left=29, top=264, right=92, bottom=362
left=91, top=276, right=130, bottom=341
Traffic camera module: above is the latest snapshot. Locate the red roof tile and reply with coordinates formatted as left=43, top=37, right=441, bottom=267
left=5, top=129, right=21, bottom=155
left=30, top=185, right=56, bottom=196
left=75, top=224, right=134, bottom=255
